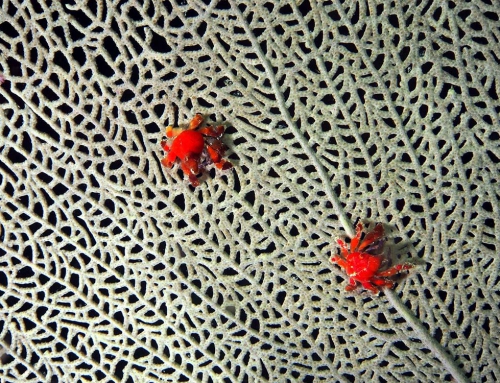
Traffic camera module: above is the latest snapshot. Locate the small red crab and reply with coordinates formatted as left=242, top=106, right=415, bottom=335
left=331, top=223, right=414, bottom=294
left=160, top=113, right=233, bottom=187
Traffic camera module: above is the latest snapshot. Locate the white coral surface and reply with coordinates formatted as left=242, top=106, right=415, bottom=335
left=0, top=1, right=499, bottom=382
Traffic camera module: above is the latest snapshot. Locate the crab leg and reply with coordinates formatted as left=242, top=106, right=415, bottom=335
left=376, top=263, right=414, bottom=277
left=161, top=157, right=172, bottom=168
left=372, top=278, right=395, bottom=289
left=165, top=114, right=205, bottom=138
left=206, top=141, right=233, bottom=170
left=364, top=238, right=385, bottom=254
left=160, top=140, right=170, bottom=152
left=361, top=281, right=382, bottom=294
left=166, top=126, right=183, bottom=138
left=336, top=239, right=349, bottom=258
left=357, top=223, right=384, bottom=252
left=330, top=255, right=348, bottom=270
left=198, top=125, right=225, bottom=138
left=345, top=279, right=358, bottom=291
left=188, top=113, right=204, bottom=130
left=180, top=155, right=201, bottom=187
left=350, top=223, right=363, bottom=252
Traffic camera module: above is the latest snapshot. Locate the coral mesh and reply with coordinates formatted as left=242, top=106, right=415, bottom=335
left=0, top=1, right=498, bottom=382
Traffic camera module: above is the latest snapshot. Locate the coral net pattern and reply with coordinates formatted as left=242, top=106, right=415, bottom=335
left=0, top=1, right=499, bottom=382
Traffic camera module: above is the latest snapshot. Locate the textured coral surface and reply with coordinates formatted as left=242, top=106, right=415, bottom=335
left=0, top=1, right=499, bottom=382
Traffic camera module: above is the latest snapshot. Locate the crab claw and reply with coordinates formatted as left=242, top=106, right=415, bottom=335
left=364, top=238, right=385, bottom=254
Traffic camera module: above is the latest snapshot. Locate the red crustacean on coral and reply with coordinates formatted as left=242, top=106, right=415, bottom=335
left=331, top=222, right=414, bottom=294
left=160, top=113, right=233, bottom=187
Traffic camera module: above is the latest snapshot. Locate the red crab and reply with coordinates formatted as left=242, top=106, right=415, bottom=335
left=331, top=222, right=414, bottom=294
left=160, top=113, right=233, bottom=187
